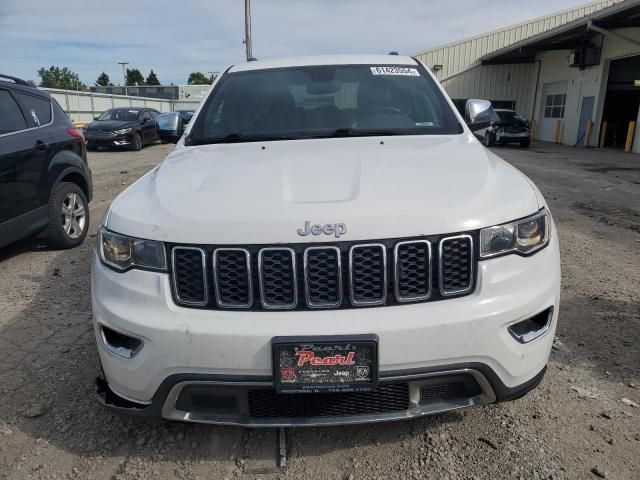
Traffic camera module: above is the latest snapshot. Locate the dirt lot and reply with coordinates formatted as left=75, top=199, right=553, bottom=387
left=0, top=142, right=638, bottom=480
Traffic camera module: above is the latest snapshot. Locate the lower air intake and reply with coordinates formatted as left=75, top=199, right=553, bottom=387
left=248, top=384, right=410, bottom=418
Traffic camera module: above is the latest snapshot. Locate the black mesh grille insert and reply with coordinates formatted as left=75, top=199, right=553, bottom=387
left=440, top=236, right=473, bottom=294
left=420, top=383, right=464, bottom=401
left=248, top=384, right=410, bottom=418
left=214, top=249, right=251, bottom=307
left=259, top=249, right=296, bottom=308
left=172, top=248, right=206, bottom=304
left=305, top=247, right=341, bottom=307
left=350, top=245, right=386, bottom=305
left=395, top=241, right=431, bottom=301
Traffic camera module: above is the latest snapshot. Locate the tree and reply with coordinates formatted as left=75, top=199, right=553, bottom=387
left=187, top=72, right=213, bottom=85
left=125, top=68, right=145, bottom=86
left=145, top=69, right=160, bottom=86
left=37, top=66, right=84, bottom=90
left=95, top=71, right=112, bottom=86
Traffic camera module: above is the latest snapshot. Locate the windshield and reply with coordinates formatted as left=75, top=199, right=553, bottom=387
left=188, top=64, right=462, bottom=144
left=494, top=110, right=526, bottom=124
left=97, top=109, right=140, bottom=122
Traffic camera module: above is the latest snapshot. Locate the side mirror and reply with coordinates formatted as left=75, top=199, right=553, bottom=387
left=142, top=117, right=152, bottom=124
left=465, top=99, right=493, bottom=132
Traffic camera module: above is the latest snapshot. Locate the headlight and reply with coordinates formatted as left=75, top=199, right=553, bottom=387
left=480, top=209, right=550, bottom=258
left=113, top=127, right=133, bottom=135
left=98, top=227, right=166, bottom=271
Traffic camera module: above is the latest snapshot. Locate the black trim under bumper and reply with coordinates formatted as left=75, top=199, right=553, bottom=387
left=95, top=363, right=547, bottom=426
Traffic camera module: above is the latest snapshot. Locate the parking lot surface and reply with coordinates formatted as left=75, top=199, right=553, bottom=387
left=0, top=143, right=638, bottom=480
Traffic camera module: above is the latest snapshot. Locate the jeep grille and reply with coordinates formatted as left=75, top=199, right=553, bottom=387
left=169, top=234, right=475, bottom=310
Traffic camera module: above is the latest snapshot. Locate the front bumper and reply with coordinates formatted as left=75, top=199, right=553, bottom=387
left=496, top=133, right=530, bottom=143
left=95, top=364, right=546, bottom=427
left=86, top=133, right=133, bottom=147
left=91, top=234, right=560, bottom=425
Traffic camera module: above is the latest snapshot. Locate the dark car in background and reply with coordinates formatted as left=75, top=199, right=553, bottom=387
left=84, top=107, right=160, bottom=151
left=156, top=109, right=194, bottom=143
left=0, top=74, right=92, bottom=249
left=481, top=109, right=531, bottom=148
left=176, top=109, right=194, bottom=124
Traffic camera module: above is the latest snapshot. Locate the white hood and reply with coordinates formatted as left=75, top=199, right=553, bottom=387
left=106, top=133, right=542, bottom=244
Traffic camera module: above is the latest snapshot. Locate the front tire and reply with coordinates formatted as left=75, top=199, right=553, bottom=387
left=45, top=182, right=90, bottom=249
left=87, top=143, right=98, bottom=151
left=130, top=133, right=142, bottom=151
left=520, top=139, right=531, bottom=148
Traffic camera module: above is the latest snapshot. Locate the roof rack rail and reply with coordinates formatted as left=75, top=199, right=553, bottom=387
left=388, top=51, right=399, bottom=55
left=0, top=74, right=31, bottom=86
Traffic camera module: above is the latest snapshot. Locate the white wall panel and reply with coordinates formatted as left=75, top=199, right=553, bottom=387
left=41, top=89, right=201, bottom=123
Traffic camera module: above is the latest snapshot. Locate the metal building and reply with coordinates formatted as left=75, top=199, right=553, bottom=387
left=414, top=0, right=640, bottom=153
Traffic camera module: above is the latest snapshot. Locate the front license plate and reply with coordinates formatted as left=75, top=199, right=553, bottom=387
left=272, top=335, right=378, bottom=394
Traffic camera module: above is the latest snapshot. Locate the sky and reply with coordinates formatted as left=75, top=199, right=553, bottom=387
left=0, top=0, right=593, bottom=86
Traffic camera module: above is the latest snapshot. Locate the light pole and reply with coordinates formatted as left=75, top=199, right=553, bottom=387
left=118, top=61, right=129, bottom=96
left=244, top=0, right=253, bottom=61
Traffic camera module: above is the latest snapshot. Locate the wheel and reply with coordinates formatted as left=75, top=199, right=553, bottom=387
left=130, top=133, right=142, bottom=151
left=520, top=139, right=531, bottom=148
left=87, top=143, right=98, bottom=151
left=45, top=182, right=90, bottom=249
left=484, top=132, right=494, bottom=147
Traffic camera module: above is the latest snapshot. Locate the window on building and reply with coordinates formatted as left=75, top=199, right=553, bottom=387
left=543, top=94, right=566, bottom=119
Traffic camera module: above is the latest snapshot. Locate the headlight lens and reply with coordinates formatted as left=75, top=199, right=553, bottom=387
left=113, top=127, right=132, bottom=135
left=98, top=227, right=166, bottom=271
left=480, top=209, right=550, bottom=258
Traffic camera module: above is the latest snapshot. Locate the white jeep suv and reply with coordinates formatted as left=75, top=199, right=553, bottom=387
left=92, top=55, right=560, bottom=426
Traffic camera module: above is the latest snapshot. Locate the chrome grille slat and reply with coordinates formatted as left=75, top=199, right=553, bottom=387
left=349, top=244, right=387, bottom=306
left=212, top=248, right=252, bottom=309
left=258, top=248, right=297, bottom=310
left=439, top=235, right=474, bottom=296
left=394, top=240, right=432, bottom=302
left=304, top=246, right=342, bottom=308
left=171, top=247, right=208, bottom=306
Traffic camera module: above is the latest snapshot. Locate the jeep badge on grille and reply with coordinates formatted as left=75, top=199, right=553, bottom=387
left=297, top=221, right=347, bottom=238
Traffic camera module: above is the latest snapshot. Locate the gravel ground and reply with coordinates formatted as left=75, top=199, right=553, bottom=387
left=0, top=142, right=638, bottom=480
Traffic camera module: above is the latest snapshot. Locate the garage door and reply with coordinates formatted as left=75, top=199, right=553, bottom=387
left=538, top=81, right=568, bottom=142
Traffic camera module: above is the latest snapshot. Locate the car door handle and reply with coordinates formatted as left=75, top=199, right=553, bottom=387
left=35, top=140, right=49, bottom=151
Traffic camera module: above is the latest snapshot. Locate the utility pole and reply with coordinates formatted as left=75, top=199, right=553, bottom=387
left=244, top=0, right=253, bottom=61
left=118, top=61, right=129, bottom=96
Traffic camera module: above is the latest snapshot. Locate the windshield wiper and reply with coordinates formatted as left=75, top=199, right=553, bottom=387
left=188, top=132, right=293, bottom=145
left=314, top=128, right=410, bottom=138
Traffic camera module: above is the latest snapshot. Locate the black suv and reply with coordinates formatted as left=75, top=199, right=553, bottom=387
left=84, top=107, right=160, bottom=151
left=0, top=74, right=92, bottom=249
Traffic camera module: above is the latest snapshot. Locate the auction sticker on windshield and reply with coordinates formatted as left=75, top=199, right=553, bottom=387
left=370, top=66, right=420, bottom=76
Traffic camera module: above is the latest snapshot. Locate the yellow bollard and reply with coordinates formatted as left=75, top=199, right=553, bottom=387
left=554, top=120, right=562, bottom=144
left=625, top=121, right=636, bottom=153
left=599, top=121, right=608, bottom=148
left=584, top=120, right=593, bottom=147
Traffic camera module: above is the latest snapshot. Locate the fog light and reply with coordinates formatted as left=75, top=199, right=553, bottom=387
left=508, top=307, right=553, bottom=344
left=99, top=325, right=143, bottom=359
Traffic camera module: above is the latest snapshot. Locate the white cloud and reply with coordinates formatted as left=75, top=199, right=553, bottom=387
left=0, top=0, right=589, bottom=85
